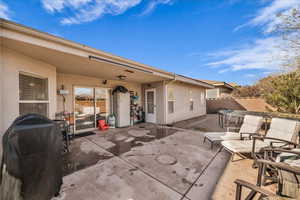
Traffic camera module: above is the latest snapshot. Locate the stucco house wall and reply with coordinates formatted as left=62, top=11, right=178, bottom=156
left=206, top=86, right=233, bottom=99
left=1, top=47, right=57, bottom=130
left=56, top=73, right=142, bottom=114
left=206, top=88, right=219, bottom=99
left=0, top=47, right=57, bottom=156
left=166, top=82, right=206, bottom=124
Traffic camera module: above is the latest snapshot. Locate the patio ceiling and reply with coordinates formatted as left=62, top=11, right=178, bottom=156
left=1, top=19, right=214, bottom=88
left=3, top=38, right=170, bottom=83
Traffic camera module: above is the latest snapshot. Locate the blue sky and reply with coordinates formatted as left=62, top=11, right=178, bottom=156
left=1, top=0, right=299, bottom=85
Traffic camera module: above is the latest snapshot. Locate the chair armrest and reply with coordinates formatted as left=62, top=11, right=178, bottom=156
left=256, top=159, right=300, bottom=175
left=234, top=179, right=275, bottom=196
left=263, top=137, right=298, bottom=147
left=252, top=136, right=298, bottom=147
left=240, top=132, right=260, bottom=140
left=240, top=132, right=260, bottom=136
left=263, top=148, right=300, bottom=156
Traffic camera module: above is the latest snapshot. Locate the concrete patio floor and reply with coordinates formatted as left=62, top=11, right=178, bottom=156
left=55, top=114, right=270, bottom=200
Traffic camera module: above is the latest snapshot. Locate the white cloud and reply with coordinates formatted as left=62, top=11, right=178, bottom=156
left=140, top=0, right=173, bottom=16
left=246, top=0, right=300, bottom=33
left=41, top=0, right=142, bottom=24
left=41, top=0, right=173, bottom=24
left=0, top=1, right=10, bottom=19
left=206, top=0, right=300, bottom=74
left=206, top=36, right=299, bottom=73
left=42, top=0, right=93, bottom=12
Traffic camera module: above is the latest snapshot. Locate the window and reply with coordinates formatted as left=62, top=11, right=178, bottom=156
left=19, top=73, right=49, bottom=116
left=146, top=91, right=155, bottom=114
left=189, top=90, right=194, bottom=111
left=168, top=101, right=174, bottom=114
left=190, top=100, right=194, bottom=111
left=200, top=92, right=205, bottom=104
left=167, top=88, right=175, bottom=114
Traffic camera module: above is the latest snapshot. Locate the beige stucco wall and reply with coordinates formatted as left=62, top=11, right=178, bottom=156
left=56, top=73, right=142, bottom=114
left=166, top=82, right=206, bottom=124
left=206, top=88, right=219, bottom=99
left=0, top=41, right=4, bottom=148
left=142, top=81, right=166, bottom=124
left=1, top=47, right=57, bottom=156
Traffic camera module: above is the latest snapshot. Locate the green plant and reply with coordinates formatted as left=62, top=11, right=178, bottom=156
left=263, top=72, right=300, bottom=114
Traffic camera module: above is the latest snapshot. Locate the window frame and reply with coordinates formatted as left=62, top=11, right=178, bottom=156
left=19, top=72, right=50, bottom=117
left=168, top=100, right=175, bottom=114
left=167, top=87, right=176, bottom=114
left=189, top=89, right=194, bottom=111
left=190, top=99, right=194, bottom=111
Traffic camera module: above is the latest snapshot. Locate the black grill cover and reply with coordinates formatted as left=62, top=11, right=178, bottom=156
left=0, top=114, right=63, bottom=200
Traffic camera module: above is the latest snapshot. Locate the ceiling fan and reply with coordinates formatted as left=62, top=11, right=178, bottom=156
left=117, top=75, right=127, bottom=80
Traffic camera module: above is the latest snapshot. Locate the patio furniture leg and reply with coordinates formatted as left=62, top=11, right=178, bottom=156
left=257, top=162, right=263, bottom=186
left=231, top=153, right=235, bottom=162
left=235, top=183, right=242, bottom=200
left=231, top=153, right=247, bottom=162
left=245, top=191, right=257, bottom=200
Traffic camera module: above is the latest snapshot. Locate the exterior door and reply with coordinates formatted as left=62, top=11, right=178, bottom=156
left=74, top=87, right=110, bottom=132
left=74, top=87, right=96, bottom=132
left=145, top=89, right=156, bottom=123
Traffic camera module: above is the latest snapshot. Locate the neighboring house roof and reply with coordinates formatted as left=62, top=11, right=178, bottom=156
left=175, top=75, right=214, bottom=89
left=234, top=98, right=277, bottom=112
left=199, top=79, right=234, bottom=90
left=1, top=18, right=214, bottom=89
left=228, top=82, right=239, bottom=88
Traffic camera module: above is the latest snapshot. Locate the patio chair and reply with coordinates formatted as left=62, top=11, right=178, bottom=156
left=221, top=118, right=300, bottom=161
left=203, top=115, right=264, bottom=149
left=235, top=158, right=300, bottom=200
left=258, top=148, right=300, bottom=190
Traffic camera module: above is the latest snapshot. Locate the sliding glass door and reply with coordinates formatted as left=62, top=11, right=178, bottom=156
left=74, top=87, right=110, bottom=132
left=74, top=87, right=95, bottom=131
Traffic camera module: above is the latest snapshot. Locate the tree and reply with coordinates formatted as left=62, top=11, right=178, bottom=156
left=232, top=85, right=262, bottom=98
left=233, top=71, right=300, bottom=114
left=276, top=8, right=300, bottom=70
left=263, top=72, right=300, bottom=114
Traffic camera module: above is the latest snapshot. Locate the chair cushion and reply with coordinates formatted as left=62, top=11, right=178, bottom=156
left=267, top=118, right=300, bottom=143
left=204, top=132, right=241, bottom=141
left=221, top=132, right=241, bottom=140
left=221, top=140, right=269, bottom=153
left=239, top=115, right=264, bottom=135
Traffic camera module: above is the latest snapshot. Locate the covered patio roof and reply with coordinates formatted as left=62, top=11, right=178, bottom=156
left=1, top=19, right=213, bottom=88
